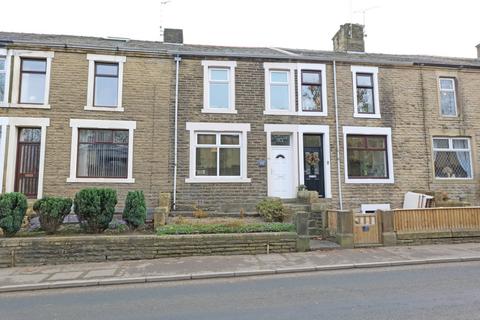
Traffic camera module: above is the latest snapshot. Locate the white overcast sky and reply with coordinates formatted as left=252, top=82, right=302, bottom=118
left=1, top=0, right=479, bottom=58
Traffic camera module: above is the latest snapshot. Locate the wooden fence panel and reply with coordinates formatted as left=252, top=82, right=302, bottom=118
left=393, top=207, right=480, bottom=233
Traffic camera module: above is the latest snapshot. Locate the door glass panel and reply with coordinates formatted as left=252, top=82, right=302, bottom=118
left=271, top=134, right=290, bottom=146
left=303, top=135, right=322, bottom=148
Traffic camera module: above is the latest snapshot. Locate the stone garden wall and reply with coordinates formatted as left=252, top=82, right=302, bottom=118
left=0, top=233, right=298, bottom=268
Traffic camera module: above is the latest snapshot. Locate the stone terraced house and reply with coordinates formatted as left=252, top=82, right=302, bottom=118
left=0, top=24, right=480, bottom=214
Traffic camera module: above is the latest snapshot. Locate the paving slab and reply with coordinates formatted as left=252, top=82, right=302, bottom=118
left=1, top=243, right=480, bottom=293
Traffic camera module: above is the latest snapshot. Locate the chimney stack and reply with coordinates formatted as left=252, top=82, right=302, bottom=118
left=332, top=23, right=365, bottom=52
left=163, top=28, right=183, bottom=44
left=476, top=44, right=480, bottom=58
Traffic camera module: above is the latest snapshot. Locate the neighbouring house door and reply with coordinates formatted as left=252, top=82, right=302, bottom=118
left=15, top=128, right=41, bottom=198
left=303, top=134, right=325, bottom=197
left=270, top=134, right=294, bottom=198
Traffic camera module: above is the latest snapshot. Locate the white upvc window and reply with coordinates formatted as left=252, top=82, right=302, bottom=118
left=432, top=137, right=472, bottom=179
left=264, top=63, right=296, bottom=115
left=202, top=60, right=236, bottom=114
left=297, top=63, right=327, bottom=116
left=439, top=78, right=457, bottom=117
left=343, top=126, right=394, bottom=184
left=0, top=49, right=8, bottom=106
left=351, top=66, right=380, bottom=118
left=186, top=122, right=251, bottom=183
left=9, top=50, right=54, bottom=109
left=85, top=54, right=126, bottom=112
left=67, top=119, right=136, bottom=183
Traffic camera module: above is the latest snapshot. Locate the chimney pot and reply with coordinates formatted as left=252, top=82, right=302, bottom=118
left=164, top=28, right=183, bottom=44
left=332, top=23, right=365, bottom=52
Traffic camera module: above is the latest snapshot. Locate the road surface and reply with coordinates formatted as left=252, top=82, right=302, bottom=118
left=2, top=261, right=480, bottom=320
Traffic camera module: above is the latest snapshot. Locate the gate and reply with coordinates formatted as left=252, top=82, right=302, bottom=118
left=353, top=212, right=382, bottom=246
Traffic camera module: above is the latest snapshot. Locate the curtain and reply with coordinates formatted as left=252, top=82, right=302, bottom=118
left=456, top=151, right=471, bottom=177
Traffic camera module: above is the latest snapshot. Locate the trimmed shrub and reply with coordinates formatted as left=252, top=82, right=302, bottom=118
left=256, top=198, right=287, bottom=222
left=33, top=197, right=73, bottom=234
left=122, top=191, right=147, bottom=230
left=74, top=188, right=117, bottom=233
left=0, top=192, right=28, bottom=237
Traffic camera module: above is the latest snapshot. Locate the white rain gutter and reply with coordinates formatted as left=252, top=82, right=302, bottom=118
left=333, top=60, right=344, bottom=210
left=173, top=55, right=181, bottom=210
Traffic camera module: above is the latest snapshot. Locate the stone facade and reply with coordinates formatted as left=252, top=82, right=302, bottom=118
left=174, top=57, right=480, bottom=213
left=1, top=30, right=480, bottom=215
left=0, top=233, right=297, bottom=267
left=0, top=46, right=173, bottom=209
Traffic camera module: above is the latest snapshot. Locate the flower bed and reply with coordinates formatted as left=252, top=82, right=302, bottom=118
left=157, top=223, right=295, bottom=235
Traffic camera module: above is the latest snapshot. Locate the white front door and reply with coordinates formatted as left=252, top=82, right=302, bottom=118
left=270, top=145, right=294, bottom=198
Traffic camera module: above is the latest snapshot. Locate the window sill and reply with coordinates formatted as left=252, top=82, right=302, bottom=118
left=10, top=103, right=51, bottom=109
left=297, top=111, right=328, bottom=117
left=353, top=113, right=381, bottom=119
left=263, top=110, right=297, bottom=116
left=433, top=177, right=475, bottom=184
left=67, top=177, right=135, bottom=183
left=185, top=177, right=251, bottom=184
left=345, top=178, right=394, bottom=184
left=201, top=108, right=238, bottom=114
left=84, top=105, right=124, bottom=112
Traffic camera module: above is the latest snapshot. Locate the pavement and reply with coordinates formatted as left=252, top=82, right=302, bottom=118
left=1, top=242, right=480, bottom=293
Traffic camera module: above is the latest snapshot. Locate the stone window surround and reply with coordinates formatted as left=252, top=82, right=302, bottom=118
left=85, top=54, right=126, bottom=112
left=297, top=63, right=328, bottom=117
left=343, top=126, right=394, bottom=184
left=67, top=119, right=136, bottom=183
left=185, top=122, right=251, bottom=183
left=2, top=117, right=50, bottom=199
left=438, top=76, right=458, bottom=118
left=201, top=60, right=237, bottom=114
left=264, top=62, right=328, bottom=116
left=351, top=66, right=381, bottom=119
left=264, top=124, right=332, bottom=198
left=7, top=50, right=54, bottom=110
left=263, top=62, right=297, bottom=115
left=432, top=136, right=473, bottom=181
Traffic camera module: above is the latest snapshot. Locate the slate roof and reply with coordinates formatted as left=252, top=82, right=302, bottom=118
left=1, top=31, right=480, bottom=68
